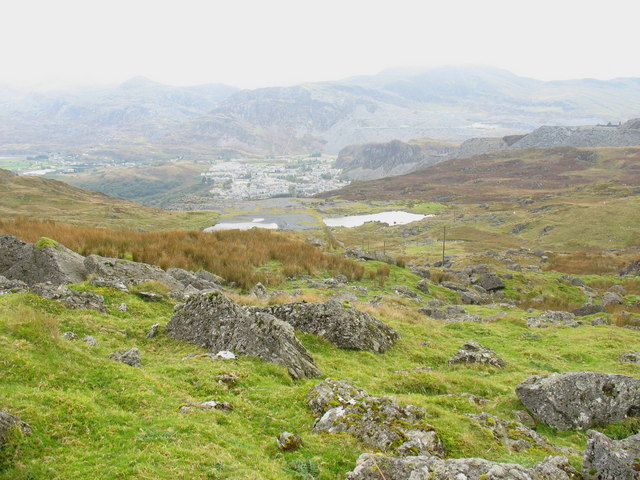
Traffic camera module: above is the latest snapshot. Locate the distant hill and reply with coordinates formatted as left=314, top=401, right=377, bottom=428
left=0, top=168, right=216, bottom=230
left=324, top=146, right=640, bottom=202
left=338, top=119, right=640, bottom=180
left=3, top=66, right=640, bottom=159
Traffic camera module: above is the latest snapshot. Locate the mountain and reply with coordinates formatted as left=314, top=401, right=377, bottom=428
left=3, top=66, right=640, bottom=159
left=338, top=119, right=640, bottom=180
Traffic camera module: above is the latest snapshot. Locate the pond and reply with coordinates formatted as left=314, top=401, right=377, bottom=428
left=204, top=218, right=279, bottom=231
left=323, top=211, right=432, bottom=228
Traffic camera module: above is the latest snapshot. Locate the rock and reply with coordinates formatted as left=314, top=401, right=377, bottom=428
left=526, top=310, right=579, bottom=328
left=215, top=372, right=239, bottom=387
left=62, top=331, right=77, bottom=340
left=603, top=291, right=624, bottom=306
left=214, top=350, right=236, bottom=360
left=110, top=347, right=142, bottom=367
left=146, top=323, right=160, bottom=338
left=166, top=267, right=222, bottom=291
left=307, top=380, right=443, bottom=457
left=416, top=280, right=430, bottom=294
left=166, top=292, right=321, bottom=379
left=346, top=454, right=580, bottom=480
left=0, top=410, right=31, bottom=445
left=460, top=289, right=491, bottom=305
left=468, top=412, right=574, bottom=453
left=83, top=254, right=183, bottom=291
left=620, top=260, right=640, bottom=276
left=252, top=300, right=399, bottom=353
left=277, top=431, right=302, bottom=451
left=608, top=284, right=626, bottom=294
left=30, top=283, right=107, bottom=313
left=117, top=302, right=128, bottom=312
left=0, top=275, right=28, bottom=295
left=478, top=273, right=506, bottom=291
left=330, top=292, right=359, bottom=303
left=334, top=274, right=348, bottom=284
left=136, top=291, right=163, bottom=301
left=582, top=430, right=640, bottom=480
left=393, top=285, right=419, bottom=299
left=591, top=317, right=611, bottom=326
left=516, top=371, right=640, bottom=430
left=250, top=282, right=268, bottom=298
left=439, top=281, right=468, bottom=291
left=179, top=401, right=233, bottom=414
left=512, top=409, right=537, bottom=428
left=410, top=266, right=431, bottom=279
left=83, top=335, right=97, bottom=346
left=621, top=352, right=640, bottom=363
left=448, top=341, right=506, bottom=368
left=572, top=303, right=606, bottom=316
left=89, top=276, right=128, bottom=292
left=0, top=234, right=87, bottom=286
left=560, top=275, right=586, bottom=287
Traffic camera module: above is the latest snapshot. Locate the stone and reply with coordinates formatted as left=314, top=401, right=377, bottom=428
left=83, top=254, right=183, bottom=291
left=0, top=275, right=28, bottom=295
left=620, top=260, right=640, bottom=276
left=416, top=279, right=430, bottom=294
left=516, top=371, right=640, bottom=430
left=166, top=292, right=321, bottom=379
left=459, top=289, right=490, bottom=305
left=609, top=284, right=626, bottom=294
left=560, top=275, right=586, bottom=286
left=250, top=282, right=268, bottom=298
left=110, top=347, right=142, bottom=367
left=603, top=291, right=624, bottom=306
left=30, top=283, right=107, bottom=313
left=572, top=304, right=606, bottom=317
left=393, top=285, right=419, bottom=299
left=582, top=430, right=640, bottom=480
left=277, top=431, right=303, bottom=451
left=526, top=310, right=579, bottom=328
left=166, top=267, right=221, bottom=291
left=307, top=379, right=443, bottom=457
left=346, top=454, right=580, bottom=480
left=89, top=276, right=128, bottom=292
left=215, top=372, right=239, bottom=387
left=117, top=302, right=128, bottom=312
left=0, top=410, right=31, bottom=446
left=179, top=401, right=233, bottom=413
left=621, top=352, right=640, bottom=363
left=512, top=409, right=536, bottom=428
left=0, top=234, right=87, bottom=286
left=439, top=281, right=468, bottom=291
left=83, top=335, right=97, bottom=346
left=478, top=273, right=506, bottom=291
left=146, top=323, right=160, bottom=338
left=136, top=291, right=163, bottom=301
left=62, top=331, right=77, bottom=340
left=410, top=266, right=431, bottom=279
left=448, top=341, right=506, bottom=368
left=214, top=350, right=236, bottom=360
left=252, top=300, right=399, bottom=353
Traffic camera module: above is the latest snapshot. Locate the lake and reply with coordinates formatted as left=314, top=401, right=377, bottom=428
left=323, top=211, right=432, bottom=228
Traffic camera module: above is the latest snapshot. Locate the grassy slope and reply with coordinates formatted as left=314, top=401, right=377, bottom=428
left=0, top=169, right=217, bottom=230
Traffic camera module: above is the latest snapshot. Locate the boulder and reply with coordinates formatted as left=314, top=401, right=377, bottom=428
left=516, top=372, right=640, bottom=430
left=572, top=304, right=606, bottom=317
left=166, top=292, right=321, bottom=379
left=603, top=291, right=624, bottom=306
left=0, top=234, right=87, bottom=286
left=410, top=266, right=431, bottom=279
left=30, top=283, right=107, bottom=313
left=250, top=282, right=268, bottom=298
left=460, top=289, right=491, bottom=305
left=393, top=285, right=419, bottom=299
left=166, top=267, right=222, bottom=291
left=136, top=291, right=163, bottom=301
left=448, top=341, right=506, bottom=368
left=83, top=254, right=183, bottom=291
left=478, top=273, right=506, bottom=291
left=146, top=323, right=160, bottom=339
left=0, top=410, right=31, bottom=445
left=252, top=301, right=398, bottom=353
left=526, top=310, right=580, bottom=328
left=346, top=454, right=580, bottom=480
left=89, top=276, right=128, bottom=291
left=620, top=260, right=640, bottom=276
left=110, top=347, right=142, bottom=367
left=0, top=275, right=28, bottom=295
left=621, top=352, right=640, bottom=364
left=416, top=279, right=430, bottom=294
left=307, top=380, right=443, bottom=457
left=277, top=432, right=302, bottom=451
left=582, top=430, right=640, bottom=480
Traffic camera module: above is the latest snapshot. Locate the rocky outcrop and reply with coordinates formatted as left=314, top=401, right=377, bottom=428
left=0, top=234, right=86, bottom=286
left=526, top=311, right=580, bottom=328
left=307, top=379, right=443, bottom=457
left=582, top=430, right=640, bottom=480
left=419, top=303, right=484, bottom=323
left=0, top=410, right=31, bottom=445
left=516, top=372, right=640, bottom=430
left=166, top=292, right=321, bottom=379
left=84, top=255, right=184, bottom=291
left=0, top=275, right=28, bottom=295
left=448, top=341, right=506, bottom=368
left=346, top=454, right=581, bottom=480
left=251, top=300, right=399, bottom=353
left=30, top=283, right=107, bottom=312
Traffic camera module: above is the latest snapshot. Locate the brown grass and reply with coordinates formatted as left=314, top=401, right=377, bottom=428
left=0, top=218, right=364, bottom=291
left=544, top=251, right=627, bottom=275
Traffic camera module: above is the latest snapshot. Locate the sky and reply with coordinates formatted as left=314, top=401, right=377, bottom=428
left=2, top=0, right=640, bottom=90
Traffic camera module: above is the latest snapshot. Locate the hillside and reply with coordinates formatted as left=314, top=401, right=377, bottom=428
left=4, top=67, right=640, bottom=159
left=0, top=168, right=217, bottom=230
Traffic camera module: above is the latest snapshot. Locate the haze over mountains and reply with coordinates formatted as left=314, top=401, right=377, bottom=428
left=3, top=66, right=640, bottom=160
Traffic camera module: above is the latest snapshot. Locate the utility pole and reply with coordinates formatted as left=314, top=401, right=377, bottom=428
left=442, top=226, right=446, bottom=265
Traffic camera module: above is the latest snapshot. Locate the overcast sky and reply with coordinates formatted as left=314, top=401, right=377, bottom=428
left=2, top=0, right=639, bottom=90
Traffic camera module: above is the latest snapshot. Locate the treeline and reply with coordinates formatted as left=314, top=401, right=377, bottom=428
left=0, top=218, right=364, bottom=290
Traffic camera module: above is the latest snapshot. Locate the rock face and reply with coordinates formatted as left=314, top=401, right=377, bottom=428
left=516, top=372, right=640, bottom=430
left=448, top=341, right=506, bottom=368
left=0, top=234, right=87, bottom=286
left=307, top=379, right=443, bottom=457
left=346, top=454, right=580, bottom=480
left=0, top=410, right=31, bottom=445
left=252, top=301, right=399, bottom=353
left=166, top=292, right=321, bottom=379
left=582, top=430, right=640, bottom=480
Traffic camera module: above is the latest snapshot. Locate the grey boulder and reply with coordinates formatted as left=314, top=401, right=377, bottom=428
left=448, top=341, right=506, bottom=368
left=30, top=283, right=107, bottom=313
left=582, top=430, right=640, bottom=480
left=516, top=372, right=640, bottom=430
left=0, top=410, right=31, bottom=445
left=110, top=347, right=142, bottom=367
left=252, top=300, right=399, bottom=353
left=166, top=292, right=321, bottom=379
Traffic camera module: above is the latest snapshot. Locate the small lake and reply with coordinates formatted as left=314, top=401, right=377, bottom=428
left=323, top=211, right=432, bottom=228
left=204, top=218, right=279, bottom=231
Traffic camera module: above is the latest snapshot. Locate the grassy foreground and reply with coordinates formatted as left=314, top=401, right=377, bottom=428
left=1, top=260, right=639, bottom=479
